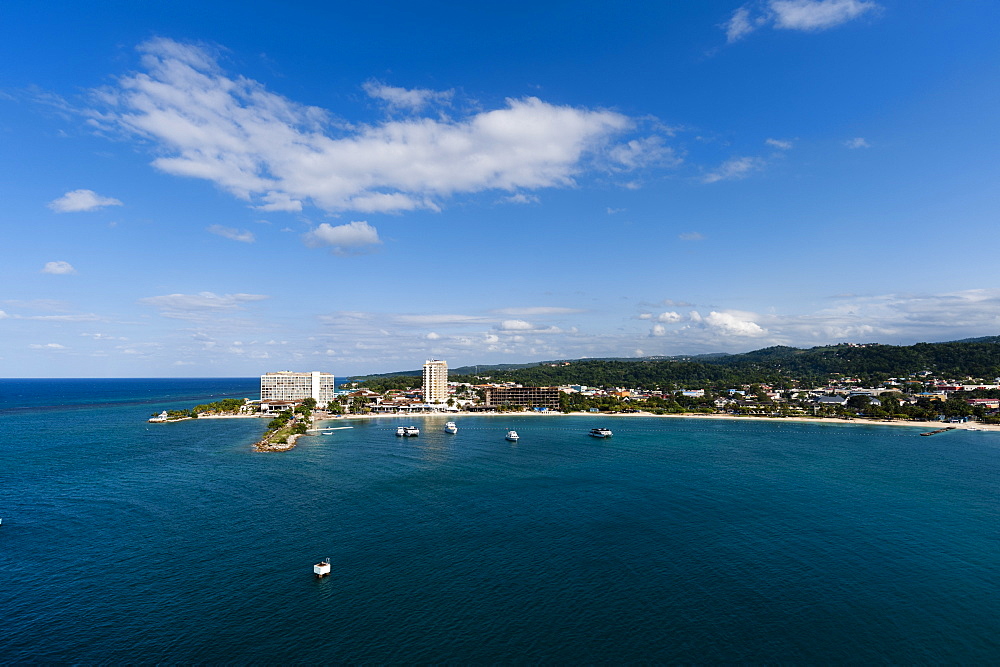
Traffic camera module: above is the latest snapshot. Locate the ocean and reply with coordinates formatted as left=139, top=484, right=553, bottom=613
left=1, top=378, right=997, bottom=662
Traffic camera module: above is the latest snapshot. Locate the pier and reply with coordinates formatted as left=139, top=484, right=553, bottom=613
left=919, top=426, right=956, bottom=436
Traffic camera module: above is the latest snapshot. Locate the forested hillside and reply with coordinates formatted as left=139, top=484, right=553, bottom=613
left=349, top=337, right=1000, bottom=390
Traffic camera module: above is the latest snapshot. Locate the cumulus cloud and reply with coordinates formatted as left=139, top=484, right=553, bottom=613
left=48, top=189, right=122, bottom=213
left=725, top=0, right=879, bottom=42
left=497, top=319, right=535, bottom=331
left=765, top=138, right=793, bottom=150
left=703, top=156, right=765, bottom=183
left=703, top=311, right=767, bottom=336
left=303, top=221, right=381, bottom=254
left=844, top=137, right=871, bottom=149
left=207, top=225, right=255, bottom=243
left=42, top=261, right=77, bottom=274
left=89, top=39, right=639, bottom=214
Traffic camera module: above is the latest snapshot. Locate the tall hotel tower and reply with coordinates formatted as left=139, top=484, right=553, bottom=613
left=422, top=359, right=448, bottom=403
left=260, top=371, right=336, bottom=404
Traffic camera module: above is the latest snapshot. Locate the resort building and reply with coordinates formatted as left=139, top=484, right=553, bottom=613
left=422, top=359, right=449, bottom=403
left=260, top=371, right=336, bottom=405
left=483, top=386, right=561, bottom=411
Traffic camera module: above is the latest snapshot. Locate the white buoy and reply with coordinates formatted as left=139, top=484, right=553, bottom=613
left=314, top=557, right=331, bottom=577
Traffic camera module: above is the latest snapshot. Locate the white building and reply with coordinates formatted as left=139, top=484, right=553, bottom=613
left=422, top=359, right=448, bottom=403
left=260, top=371, right=336, bottom=404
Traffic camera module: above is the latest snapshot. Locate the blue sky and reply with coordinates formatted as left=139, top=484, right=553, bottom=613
left=3, top=0, right=999, bottom=377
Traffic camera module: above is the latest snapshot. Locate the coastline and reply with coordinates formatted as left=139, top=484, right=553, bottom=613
left=318, top=410, right=1000, bottom=432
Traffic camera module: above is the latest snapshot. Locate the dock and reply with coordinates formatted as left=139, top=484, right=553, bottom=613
left=919, top=426, right=956, bottom=436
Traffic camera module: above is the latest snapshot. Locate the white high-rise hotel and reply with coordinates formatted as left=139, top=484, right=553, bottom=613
left=422, top=360, right=448, bottom=403
left=260, top=371, right=336, bottom=404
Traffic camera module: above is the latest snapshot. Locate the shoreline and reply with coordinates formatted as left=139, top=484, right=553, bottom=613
left=318, top=410, right=1000, bottom=432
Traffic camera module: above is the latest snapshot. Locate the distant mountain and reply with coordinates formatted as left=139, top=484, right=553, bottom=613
left=347, top=337, right=1000, bottom=389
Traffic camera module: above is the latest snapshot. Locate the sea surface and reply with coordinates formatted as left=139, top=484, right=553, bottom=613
left=1, top=379, right=998, bottom=663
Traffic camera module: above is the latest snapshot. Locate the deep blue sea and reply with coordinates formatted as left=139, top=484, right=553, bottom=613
left=1, top=379, right=998, bottom=663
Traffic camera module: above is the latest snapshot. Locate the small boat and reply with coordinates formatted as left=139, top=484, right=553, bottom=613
left=404, top=426, right=420, bottom=437
left=588, top=427, right=613, bottom=438
left=396, top=426, right=406, bottom=436
left=505, top=429, right=519, bottom=442
left=444, top=422, right=458, bottom=434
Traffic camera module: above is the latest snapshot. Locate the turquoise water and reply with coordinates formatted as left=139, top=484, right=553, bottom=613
left=1, top=380, right=998, bottom=662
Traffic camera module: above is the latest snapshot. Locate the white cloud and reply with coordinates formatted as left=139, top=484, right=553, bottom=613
left=255, top=191, right=304, bottom=212
left=20, top=313, right=101, bottom=322
left=0, top=310, right=9, bottom=319
left=606, top=207, right=625, bottom=215
left=608, top=136, right=681, bottom=170
left=678, top=232, right=705, bottom=241
left=48, top=189, right=122, bottom=213
left=138, top=291, right=268, bottom=319
left=725, top=6, right=761, bottom=42
left=42, top=261, right=77, bottom=274
left=703, top=311, right=767, bottom=337
left=703, top=156, right=765, bottom=183
left=765, top=138, right=793, bottom=150
left=650, top=324, right=667, bottom=337
left=770, top=0, right=878, bottom=31
left=30, top=343, right=67, bottom=350
left=844, top=137, right=871, bottom=149
left=491, top=306, right=584, bottom=316
left=91, top=39, right=637, bottom=214
left=207, top=225, right=255, bottom=243
left=395, top=314, right=489, bottom=326
left=497, top=319, right=535, bottom=331
left=426, top=332, right=441, bottom=340
left=303, top=221, right=381, bottom=254
left=501, top=193, right=540, bottom=205
left=725, top=0, right=878, bottom=42
left=363, top=80, right=453, bottom=112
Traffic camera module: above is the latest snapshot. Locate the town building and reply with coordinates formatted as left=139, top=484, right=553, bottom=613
left=260, top=371, right=336, bottom=405
left=422, top=359, right=449, bottom=403
left=483, top=386, right=561, bottom=411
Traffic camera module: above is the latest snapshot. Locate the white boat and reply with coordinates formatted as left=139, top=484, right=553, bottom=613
left=396, top=426, right=406, bottom=436
left=404, top=426, right=420, bottom=437
left=444, top=422, right=458, bottom=434
left=505, top=429, right=519, bottom=442
left=588, top=427, right=613, bottom=438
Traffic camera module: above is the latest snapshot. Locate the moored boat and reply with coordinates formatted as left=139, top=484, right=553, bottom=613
left=444, top=421, right=458, bottom=434
left=588, top=427, right=613, bottom=438
left=505, top=429, right=519, bottom=442
left=396, top=426, right=406, bottom=436
left=404, top=426, right=420, bottom=437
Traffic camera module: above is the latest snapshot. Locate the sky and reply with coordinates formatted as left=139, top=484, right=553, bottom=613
left=2, top=0, right=1000, bottom=378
